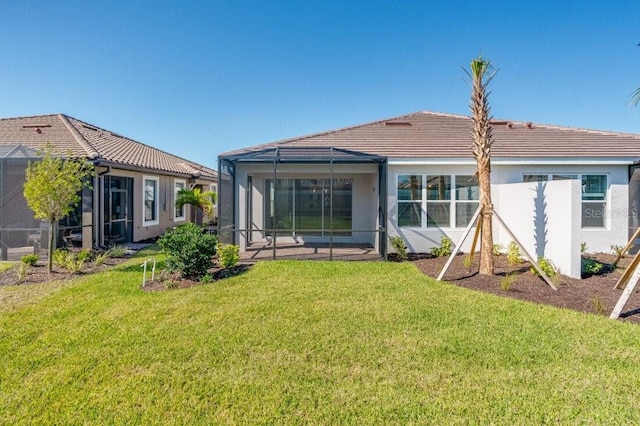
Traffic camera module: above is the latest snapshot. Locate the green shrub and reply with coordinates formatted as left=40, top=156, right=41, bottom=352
left=109, top=245, right=127, bottom=258
left=94, top=250, right=111, bottom=266
left=462, top=253, right=473, bottom=268
left=16, top=263, right=29, bottom=282
left=77, top=249, right=93, bottom=262
left=500, top=272, right=517, bottom=291
left=64, top=257, right=85, bottom=274
left=492, top=243, right=504, bottom=256
left=218, top=244, right=240, bottom=269
left=506, top=241, right=524, bottom=266
left=52, top=249, right=69, bottom=267
left=53, top=250, right=85, bottom=273
left=531, top=257, right=557, bottom=278
left=200, top=274, right=213, bottom=284
left=158, top=222, right=218, bottom=279
left=582, top=257, right=604, bottom=276
left=21, top=254, right=39, bottom=266
left=431, top=236, right=453, bottom=257
left=389, top=236, right=408, bottom=261
left=591, top=296, right=605, bottom=315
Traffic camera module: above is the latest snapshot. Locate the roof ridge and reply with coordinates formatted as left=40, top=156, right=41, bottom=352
left=514, top=120, right=640, bottom=138
left=224, top=111, right=436, bottom=155
left=58, top=114, right=101, bottom=159
left=61, top=115, right=218, bottom=172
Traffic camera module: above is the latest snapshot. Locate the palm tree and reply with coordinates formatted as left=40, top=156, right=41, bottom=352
left=465, top=56, right=497, bottom=275
left=176, top=187, right=217, bottom=219
left=632, top=87, right=640, bottom=107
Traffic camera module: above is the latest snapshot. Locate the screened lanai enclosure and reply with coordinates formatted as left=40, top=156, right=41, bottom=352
left=0, top=145, right=90, bottom=260
left=218, top=147, right=388, bottom=260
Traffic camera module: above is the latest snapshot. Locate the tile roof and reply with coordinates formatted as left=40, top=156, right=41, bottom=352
left=0, top=114, right=217, bottom=180
left=220, top=111, right=640, bottom=160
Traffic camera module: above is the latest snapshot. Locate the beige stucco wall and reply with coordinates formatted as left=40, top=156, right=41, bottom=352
left=97, top=167, right=215, bottom=244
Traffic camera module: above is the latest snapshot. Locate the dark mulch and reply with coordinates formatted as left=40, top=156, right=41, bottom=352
left=141, top=264, right=252, bottom=292
left=407, top=252, right=640, bottom=323
left=0, top=256, right=130, bottom=286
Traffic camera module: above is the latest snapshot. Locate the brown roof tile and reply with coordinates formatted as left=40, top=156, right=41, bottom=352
left=0, top=114, right=217, bottom=180
left=221, top=111, right=640, bottom=160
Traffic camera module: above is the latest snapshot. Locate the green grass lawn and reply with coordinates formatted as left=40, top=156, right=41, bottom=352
left=2, top=254, right=640, bottom=424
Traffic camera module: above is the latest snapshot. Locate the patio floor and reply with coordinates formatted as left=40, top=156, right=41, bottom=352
left=240, top=242, right=382, bottom=262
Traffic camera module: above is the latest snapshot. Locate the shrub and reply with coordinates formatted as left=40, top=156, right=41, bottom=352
left=389, top=236, right=408, bottom=261
left=109, top=245, right=127, bottom=258
left=21, top=254, right=39, bottom=266
left=77, top=249, right=93, bottom=262
left=531, top=257, right=557, bottom=278
left=492, top=243, right=504, bottom=256
left=500, top=272, right=517, bottom=291
left=52, top=249, right=69, bottom=267
left=16, top=263, right=29, bottom=282
left=158, top=222, right=218, bottom=279
left=462, top=253, right=473, bottom=268
left=431, top=236, right=453, bottom=258
left=94, top=250, right=111, bottom=266
left=582, top=257, right=604, bottom=276
left=53, top=250, right=85, bottom=273
left=591, top=296, right=605, bottom=315
left=506, top=241, right=524, bottom=266
left=64, top=256, right=85, bottom=274
left=580, top=242, right=588, bottom=254
left=218, top=244, right=240, bottom=269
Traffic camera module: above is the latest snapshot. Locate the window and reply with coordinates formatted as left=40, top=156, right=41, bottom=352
left=582, top=175, right=607, bottom=228
left=426, top=175, right=451, bottom=227
left=455, top=175, right=479, bottom=227
left=143, top=176, right=159, bottom=226
left=397, top=174, right=478, bottom=228
left=398, top=175, right=422, bottom=227
left=523, top=173, right=607, bottom=228
left=174, top=179, right=186, bottom=221
left=265, top=178, right=353, bottom=236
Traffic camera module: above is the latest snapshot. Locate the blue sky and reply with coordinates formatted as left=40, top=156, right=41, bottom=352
left=1, top=1, right=639, bottom=168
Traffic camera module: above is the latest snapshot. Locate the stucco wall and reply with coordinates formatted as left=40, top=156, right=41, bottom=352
left=98, top=168, right=216, bottom=244
left=387, top=162, right=630, bottom=262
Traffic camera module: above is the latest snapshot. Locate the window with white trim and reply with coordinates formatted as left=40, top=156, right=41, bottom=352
left=522, top=174, right=607, bottom=228
left=174, top=179, right=186, bottom=221
left=143, top=176, right=159, bottom=226
left=397, top=174, right=478, bottom=228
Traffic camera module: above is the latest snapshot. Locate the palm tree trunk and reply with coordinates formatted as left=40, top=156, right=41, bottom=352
left=468, top=56, right=496, bottom=275
left=478, top=162, right=493, bottom=275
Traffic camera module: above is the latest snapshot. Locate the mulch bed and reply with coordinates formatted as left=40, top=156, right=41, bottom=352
left=0, top=256, right=131, bottom=286
left=141, top=264, right=252, bottom=292
left=408, top=252, right=640, bottom=323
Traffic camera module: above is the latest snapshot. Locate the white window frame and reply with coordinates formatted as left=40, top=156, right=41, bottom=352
left=174, top=179, right=186, bottom=222
left=522, top=173, right=609, bottom=229
left=143, top=175, right=160, bottom=226
left=397, top=174, right=478, bottom=229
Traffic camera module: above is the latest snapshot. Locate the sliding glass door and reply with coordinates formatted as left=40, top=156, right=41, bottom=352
left=265, top=178, right=352, bottom=237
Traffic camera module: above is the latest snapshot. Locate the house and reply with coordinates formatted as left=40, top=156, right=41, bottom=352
left=0, top=114, right=217, bottom=259
left=219, top=111, right=640, bottom=278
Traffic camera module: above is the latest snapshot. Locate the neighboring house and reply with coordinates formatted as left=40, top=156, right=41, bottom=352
left=219, top=111, right=640, bottom=278
left=0, top=114, right=217, bottom=259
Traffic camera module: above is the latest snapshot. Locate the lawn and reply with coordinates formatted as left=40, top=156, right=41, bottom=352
left=2, top=253, right=640, bottom=424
